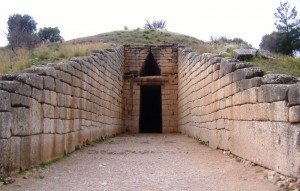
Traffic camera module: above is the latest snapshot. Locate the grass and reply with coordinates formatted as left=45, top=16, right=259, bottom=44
left=251, top=55, right=300, bottom=77
left=0, top=29, right=299, bottom=77
left=68, top=29, right=206, bottom=49
left=0, top=42, right=109, bottom=75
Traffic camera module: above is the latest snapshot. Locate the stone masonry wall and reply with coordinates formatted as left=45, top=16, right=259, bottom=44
left=0, top=47, right=124, bottom=176
left=178, top=48, right=300, bottom=177
left=123, top=45, right=178, bottom=133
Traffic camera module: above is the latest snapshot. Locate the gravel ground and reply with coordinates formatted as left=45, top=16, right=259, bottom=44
left=2, top=133, right=279, bottom=191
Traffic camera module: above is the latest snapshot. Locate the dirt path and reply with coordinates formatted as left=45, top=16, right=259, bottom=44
left=2, top=134, right=279, bottom=191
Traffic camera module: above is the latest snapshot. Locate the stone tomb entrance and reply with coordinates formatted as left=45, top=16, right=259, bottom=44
left=123, top=45, right=178, bottom=133
left=139, top=85, right=162, bottom=133
left=139, top=52, right=162, bottom=133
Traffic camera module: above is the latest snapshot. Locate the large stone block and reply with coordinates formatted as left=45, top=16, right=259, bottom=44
left=11, top=107, right=30, bottom=135
left=43, top=76, right=55, bottom=91
left=40, top=134, right=54, bottom=162
left=42, top=90, right=57, bottom=106
left=230, top=121, right=300, bottom=177
left=11, top=93, right=31, bottom=107
left=0, top=112, right=12, bottom=138
left=43, top=104, right=55, bottom=118
left=66, top=131, right=79, bottom=153
left=3, top=73, right=43, bottom=89
left=20, top=135, right=41, bottom=169
left=0, top=90, right=11, bottom=111
left=43, top=118, right=55, bottom=133
left=0, top=81, right=31, bottom=97
left=32, top=88, right=43, bottom=102
left=288, top=84, right=300, bottom=106
left=218, top=129, right=229, bottom=150
left=262, top=74, right=297, bottom=84
left=12, top=101, right=42, bottom=135
left=233, top=67, right=263, bottom=82
left=53, top=134, right=66, bottom=158
left=269, top=101, right=289, bottom=122
left=257, top=84, right=290, bottom=103
left=289, top=106, right=300, bottom=123
left=0, top=137, right=20, bottom=176
left=253, top=103, right=270, bottom=121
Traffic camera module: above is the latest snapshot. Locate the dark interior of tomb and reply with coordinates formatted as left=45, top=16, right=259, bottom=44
left=140, top=52, right=160, bottom=76
left=140, top=85, right=162, bottom=133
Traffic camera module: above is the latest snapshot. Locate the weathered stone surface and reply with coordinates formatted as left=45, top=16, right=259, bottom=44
left=257, top=84, right=290, bottom=103
left=43, top=118, right=55, bottom=133
left=24, top=66, right=58, bottom=78
left=262, top=74, right=297, bottom=84
left=12, top=101, right=42, bottom=136
left=289, top=106, right=300, bottom=123
left=0, top=81, right=31, bottom=97
left=20, top=135, right=41, bottom=169
left=0, top=90, right=11, bottom=111
left=43, top=104, right=55, bottom=118
left=219, top=58, right=238, bottom=77
left=43, top=76, right=55, bottom=91
left=10, top=93, right=31, bottom=107
left=233, top=49, right=257, bottom=60
left=11, top=107, right=30, bottom=136
left=257, top=49, right=274, bottom=59
left=1, top=73, right=44, bottom=90
left=40, top=134, right=54, bottom=162
left=234, top=62, right=253, bottom=70
left=233, top=67, right=263, bottom=82
left=0, top=137, right=20, bottom=176
left=288, top=84, right=300, bottom=106
left=0, top=112, right=12, bottom=138
left=230, top=121, right=300, bottom=177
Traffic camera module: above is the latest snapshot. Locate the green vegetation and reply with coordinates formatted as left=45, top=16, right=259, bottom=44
left=0, top=42, right=109, bottom=74
left=69, top=30, right=205, bottom=49
left=260, top=1, right=300, bottom=55
left=0, top=29, right=299, bottom=77
left=251, top=55, right=300, bottom=77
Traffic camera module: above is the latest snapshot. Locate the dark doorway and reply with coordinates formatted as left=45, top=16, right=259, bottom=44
left=140, top=85, right=162, bottom=133
left=140, top=52, right=160, bottom=76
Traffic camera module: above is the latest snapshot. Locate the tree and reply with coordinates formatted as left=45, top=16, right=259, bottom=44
left=260, top=32, right=280, bottom=53
left=38, top=27, right=63, bottom=42
left=144, top=19, right=166, bottom=30
left=7, top=14, right=38, bottom=49
left=274, top=1, right=300, bottom=33
left=260, top=1, right=300, bottom=55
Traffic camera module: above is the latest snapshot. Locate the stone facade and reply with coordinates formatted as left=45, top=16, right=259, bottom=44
left=178, top=48, right=300, bottom=177
left=123, top=45, right=178, bottom=133
left=0, top=44, right=300, bottom=178
left=0, top=47, right=124, bottom=175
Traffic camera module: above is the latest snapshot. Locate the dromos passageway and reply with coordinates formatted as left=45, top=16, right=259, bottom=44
left=2, top=134, right=278, bottom=191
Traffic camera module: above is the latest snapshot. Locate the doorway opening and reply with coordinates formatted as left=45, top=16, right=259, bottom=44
left=139, top=85, right=162, bottom=133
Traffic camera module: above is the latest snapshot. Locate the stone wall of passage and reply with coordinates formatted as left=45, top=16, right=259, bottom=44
left=178, top=48, right=300, bottom=177
left=0, top=47, right=124, bottom=176
left=123, top=45, right=178, bottom=133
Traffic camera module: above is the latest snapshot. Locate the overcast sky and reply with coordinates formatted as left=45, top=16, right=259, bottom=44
left=0, top=0, right=299, bottom=48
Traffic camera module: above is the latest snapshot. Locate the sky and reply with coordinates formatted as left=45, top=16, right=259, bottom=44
left=0, top=0, right=299, bottom=48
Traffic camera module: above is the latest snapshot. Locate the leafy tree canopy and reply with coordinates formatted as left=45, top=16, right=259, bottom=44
left=7, top=14, right=38, bottom=49
left=38, top=27, right=63, bottom=42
